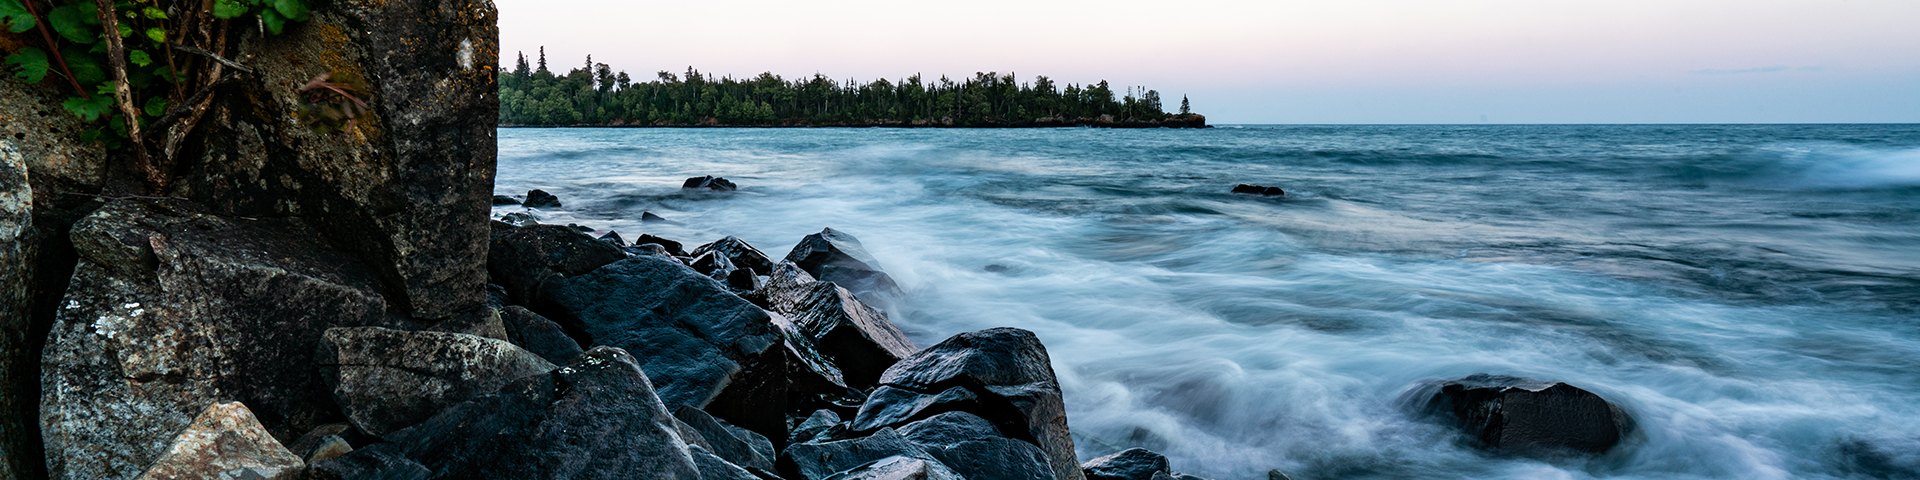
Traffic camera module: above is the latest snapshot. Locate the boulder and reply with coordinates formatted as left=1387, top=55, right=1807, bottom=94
left=635, top=233, right=688, bottom=256
left=0, top=139, right=39, bottom=479
left=486, top=222, right=627, bottom=305
left=1080, top=448, right=1170, bottom=480
left=500, top=211, right=541, bottom=226
left=523, top=189, right=562, bottom=208
left=499, top=306, right=586, bottom=364
left=627, top=243, right=671, bottom=257
left=598, top=230, right=626, bottom=246
left=642, top=211, right=672, bottom=223
left=1231, top=184, right=1284, bottom=196
left=316, top=327, right=559, bottom=436
left=675, top=406, right=776, bottom=472
left=822, top=455, right=964, bottom=480
left=309, top=346, right=702, bottom=479
left=745, top=261, right=820, bottom=314
left=901, top=412, right=1053, bottom=480
left=690, top=445, right=765, bottom=480
left=424, top=307, right=508, bottom=341
left=300, top=447, right=430, bottom=480
left=492, top=195, right=521, bottom=205
left=785, top=280, right=916, bottom=390
left=784, top=228, right=904, bottom=307
left=133, top=402, right=305, bottom=480
left=535, top=255, right=789, bottom=440
left=767, top=312, right=864, bottom=417
left=1425, top=374, right=1632, bottom=455
left=851, top=328, right=1083, bottom=480
left=684, top=176, right=739, bottom=191
left=791, top=410, right=849, bottom=446
left=40, top=199, right=391, bottom=480
left=693, top=250, right=742, bottom=281
left=693, top=236, right=776, bottom=276
left=780, top=429, right=946, bottom=480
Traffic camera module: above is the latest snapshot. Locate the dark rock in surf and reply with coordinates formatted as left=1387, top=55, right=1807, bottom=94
left=492, top=195, right=521, bottom=205
left=694, top=236, right=777, bottom=276
left=779, top=429, right=950, bottom=480
left=316, top=327, right=558, bottom=437
left=1426, top=374, right=1632, bottom=455
left=984, top=264, right=1009, bottom=273
left=684, top=176, right=739, bottom=191
left=500, top=212, right=540, bottom=226
left=1231, top=184, right=1284, bottom=196
left=635, top=233, right=688, bottom=256
left=1080, top=448, right=1170, bottom=480
left=642, top=211, right=672, bottom=223
left=902, top=411, right=1054, bottom=480
left=486, top=222, right=626, bottom=305
left=499, top=306, right=586, bottom=365
left=627, top=243, right=671, bottom=257
left=523, top=189, right=562, bottom=208
left=784, top=228, right=904, bottom=306
left=750, top=261, right=917, bottom=390
left=598, top=230, right=626, bottom=246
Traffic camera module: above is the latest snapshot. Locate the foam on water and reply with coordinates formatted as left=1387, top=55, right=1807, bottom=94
left=497, top=125, right=1920, bottom=480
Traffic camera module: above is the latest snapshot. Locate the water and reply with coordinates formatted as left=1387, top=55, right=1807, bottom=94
left=494, top=125, right=1920, bottom=480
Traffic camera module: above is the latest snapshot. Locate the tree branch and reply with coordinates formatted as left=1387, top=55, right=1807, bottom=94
left=21, top=0, right=87, bottom=97
left=92, top=0, right=160, bottom=193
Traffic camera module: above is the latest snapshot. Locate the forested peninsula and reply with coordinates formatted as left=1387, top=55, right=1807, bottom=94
left=499, top=49, right=1208, bottom=128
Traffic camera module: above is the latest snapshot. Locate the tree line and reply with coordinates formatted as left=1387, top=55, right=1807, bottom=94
left=498, top=48, right=1200, bottom=127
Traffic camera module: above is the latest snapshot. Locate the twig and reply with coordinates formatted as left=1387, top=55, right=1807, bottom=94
left=171, top=44, right=252, bottom=74
left=21, top=0, right=87, bottom=98
left=145, top=73, right=231, bottom=134
left=93, top=0, right=159, bottom=193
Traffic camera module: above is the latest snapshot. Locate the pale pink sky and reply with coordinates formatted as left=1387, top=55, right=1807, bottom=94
left=496, top=0, right=1920, bottom=123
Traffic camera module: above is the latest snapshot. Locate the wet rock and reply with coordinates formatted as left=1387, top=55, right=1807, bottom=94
left=852, top=328, right=1083, bottom=480
left=566, top=223, right=594, bottom=234
left=311, top=346, right=701, bottom=479
left=784, top=228, right=904, bottom=307
left=684, top=176, right=740, bottom=191
left=627, top=243, right=671, bottom=257
left=636, top=233, right=688, bottom=256
left=500, top=211, right=541, bottom=226
left=766, top=310, right=864, bottom=417
left=598, top=230, right=626, bottom=246
left=300, top=447, right=430, bottom=480
left=317, top=327, right=558, bottom=436
left=1426, top=374, right=1632, bottom=455
left=535, top=255, right=789, bottom=440
left=133, top=402, right=304, bottom=480
left=424, top=307, right=508, bottom=341
left=780, top=429, right=945, bottom=480
left=41, top=199, right=391, bottom=480
left=901, top=412, right=1053, bottom=480
left=492, top=195, right=521, bottom=205
left=787, top=280, right=916, bottom=389
left=499, top=306, right=586, bottom=364
left=853, top=386, right=983, bottom=432
left=1231, top=184, right=1284, bottom=196
left=1267, top=470, right=1296, bottom=480
left=691, top=445, right=765, bottom=480
left=791, top=410, right=848, bottom=445
left=728, top=268, right=764, bottom=291
left=1080, top=448, right=1170, bottom=480
left=984, top=264, right=1009, bottom=273
left=523, top=189, right=562, bottom=208
left=693, top=250, right=741, bottom=280
left=745, top=261, right=820, bottom=314
left=822, top=455, right=964, bottom=480
left=487, top=222, right=626, bottom=305
left=694, top=236, right=776, bottom=276
left=675, top=406, right=777, bottom=472
left=642, top=211, right=672, bottom=223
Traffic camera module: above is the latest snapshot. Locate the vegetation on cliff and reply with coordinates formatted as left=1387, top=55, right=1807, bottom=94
left=499, top=48, right=1205, bottom=127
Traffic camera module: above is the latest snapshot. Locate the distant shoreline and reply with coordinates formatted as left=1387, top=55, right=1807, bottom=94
left=498, top=114, right=1209, bottom=129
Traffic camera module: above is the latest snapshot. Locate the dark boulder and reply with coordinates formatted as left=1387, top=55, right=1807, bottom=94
left=780, top=429, right=947, bottom=480
left=0, top=140, right=41, bottom=479
left=769, top=312, right=863, bottom=419
left=499, top=306, right=586, bottom=364
left=635, top=233, right=688, bottom=256
left=728, top=268, right=764, bottom=291
left=784, top=228, right=904, bottom=307
left=693, top=250, right=741, bottom=280
left=535, top=255, right=789, bottom=440
left=500, top=212, right=540, bottom=226
left=523, top=189, right=562, bottom=208
left=745, top=261, right=819, bottom=314
left=301, top=446, right=431, bottom=480
left=628, top=243, right=671, bottom=257
left=309, top=346, right=702, bottom=479
left=791, top=409, right=849, bottom=445
left=675, top=406, right=777, bottom=472
left=316, top=327, right=558, bottom=436
left=424, top=307, right=508, bottom=341
left=642, top=211, right=672, bottom=223
left=902, top=412, right=1054, bottom=480
left=1425, top=374, right=1633, bottom=455
left=684, top=176, right=740, bottom=191
left=1080, top=448, right=1170, bottom=480
left=1231, top=184, right=1284, bottom=196
left=694, top=236, right=776, bottom=276
left=785, top=279, right=917, bottom=390
left=492, top=195, right=521, bottom=205
left=690, top=445, right=766, bottom=480
left=817, top=455, right=964, bottom=480
left=486, top=222, right=627, bottom=305
left=133, top=402, right=305, bottom=480
left=598, top=230, right=626, bottom=246
left=851, top=328, right=1084, bottom=480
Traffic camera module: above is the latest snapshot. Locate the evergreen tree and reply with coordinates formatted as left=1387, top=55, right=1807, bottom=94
left=1180, top=95, right=1190, bottom=115
left=536, top=47, right=548, bottom=74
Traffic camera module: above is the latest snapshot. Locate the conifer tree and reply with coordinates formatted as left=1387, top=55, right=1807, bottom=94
left=1180, top=95, right=1191, bottom=115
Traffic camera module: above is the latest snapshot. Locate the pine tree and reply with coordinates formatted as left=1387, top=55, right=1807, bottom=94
left=536, top=47, right=548, bottom=74
left=1180, top=95, right=1191, bottom=115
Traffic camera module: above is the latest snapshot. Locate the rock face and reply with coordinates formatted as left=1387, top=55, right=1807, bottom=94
left=1426, top=374, right=1633, bottom=455
left=523, top=189, right=561, bottom=208
left=852, top=328, right=1083, bottom=480
left=901, top=412, right=1053, bottom=480
left=308, top=346, right=701, bottom=479
left=499, top=306, right=585, bottom=364
left=132, top=402, right=304, bottom=480
left=0, top=140, right=38, bottom=479
left=487, top=222, right=627, bottom=305
left=1080, top=448, right=1171, bottom=480
left=684, top=176, right=739, bottom=191
left=40, top=199, right=391, bottom=480
left=535, top=255, right=789, bottom=439
left=785, top=279, right=916, bottom=390
left=316, top=327, right=558, bottom=436
left=785, top=228, right=904, bottom=307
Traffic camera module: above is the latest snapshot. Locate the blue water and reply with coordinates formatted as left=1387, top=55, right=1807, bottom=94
left=494, top=125, right=1920, bottom=480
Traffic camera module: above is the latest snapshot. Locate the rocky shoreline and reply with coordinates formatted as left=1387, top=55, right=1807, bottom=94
left=499, top=114, right=1211, bottom=129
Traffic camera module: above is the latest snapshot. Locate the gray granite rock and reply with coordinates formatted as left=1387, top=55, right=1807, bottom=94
left=783, top=228, right=903, bottom=308
left=0, top=139, right=38, bottom=479
left=132, top=402, right=304, bottom=480
left=317, top=327, right=558, bottom=436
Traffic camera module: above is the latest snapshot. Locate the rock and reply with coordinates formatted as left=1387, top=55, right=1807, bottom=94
left=627, top=243, right=671, bottom=256
left=691, top=445, right=765, bottom=480
left=901, top=412, right=1054, bottom=480
left=598, top=230, right=626, bottom=246
left=425, top=307, right=508, bottom=341
left=499, top=306, right=586, bottom=364
left=1266, top=470, right=1295, bottom=480
left=317, top=326, right=559, bottom=436
left=566, top=223, right=594, bottom=234
left=500, top=211, right=541, bottom=226
left=785, top=280, right=916, bottom=390
left=492, top=195, right=521, bottom=205
left=852, top=328, right=1083, bottom=480
left=300, top=445, right=430, bottom=480
left=524, top=189, right=562, bottom=208
left=822, top=455, right=964, bottom=480
left=312, top=346, right=702, bottom=479
left=694, top=236, right=776, bottom=276
left=853, top=386, right=982, bottom=432
left=984, top=264, right=1009, bottom=273
left=684, top=176, right=739, bottom=191
left=766, top=311, right=864, bottom=417
left=283, top=423, right=375, bottom=459
left=745, top=261, right=820, bottom=314
left=791, top=410, right=847, bottom=445
left=784, top=228, right=904, bottom=307
left=635, top=233, right=688, bottom=256
left=133, top=402, right=304, bottom=480
left=1080, top=448, right=1170, bottom=480
left=780, top=429, right=946, bottom=480
left=1231, top=184, right=1284, bottom=196
left=728, top=268, right=764, bottom=291
left=1426, top=374, right=1632, bottom=455
left=642, top=211, right=671, bottom=223
left=535, top=255, right=789, bottom=440
left=692, top=250, right=741, bottom=281
left=0, top=139, right=41, bottom=479
left=487, top=222, right=627, bottom=305
left=304, top=436, right=354, bottom=463
left=675, top=406, right=777, bottom=472
left=40, top=199, right=392, bottom=480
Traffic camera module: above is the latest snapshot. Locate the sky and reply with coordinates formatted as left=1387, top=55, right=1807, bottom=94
left=495, top=0, right=1920, bottom=124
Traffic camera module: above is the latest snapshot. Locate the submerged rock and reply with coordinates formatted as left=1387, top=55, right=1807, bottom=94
left=492, top=195, right=521, bottom=205
left=1080, top=448, right=1170, bottom=480
left=1231, top=184, right=1284, bottom=196
left=1426, top=374, right=1633, bottom=455
left=684, top=176, right=740, bottom=191
left=133, top=402, right=304, bottom=480
left=500, top=211, right=541, bottom=226
left=635, top=233, right=688, bottom=256
left=523, top=189, right=562, bottom=208
left=487, top=222, right=627, bottom=305
left=316, top=327, right=558, bottom=437
left=784, top=228, right=904, bottom=307
left=642, top=211, right=672, bottom=223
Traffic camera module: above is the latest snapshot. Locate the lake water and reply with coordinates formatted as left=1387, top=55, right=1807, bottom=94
left=494, top=125, right=1920, bottom=480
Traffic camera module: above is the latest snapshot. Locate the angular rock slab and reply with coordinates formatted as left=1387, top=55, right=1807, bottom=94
left=0, top=140, right=36, bottom=480
left=901, top=412, right=1053, bottom=480
left=134, top=402, right=304, bottom=480
left=317, top=326, right=558, bottom=436
left=693, top=236, right=776, bottom=276
left=1080, top=448, right=1171, bottom=480
left=310, top=346, right=701, bottom=479
left=41, top=199, right=391, bottom=480
left=781, top=429, right=947, bottom=480
left=675, top=406, right=776, bottom=472
left=788, top=280, right=916, bottom=390
left=824, top=455, right=964, bottom=480
left=487, top=222, right=627, bottom=305
left=536, top=255, right=788, bottom=440
left=499, top=306, right=586, bottom=364
left=1426, top=374, right=1633, bottom=455
left=784, top=228, right=904, bottom=306
left=854, top=328, right=1084, bottom=480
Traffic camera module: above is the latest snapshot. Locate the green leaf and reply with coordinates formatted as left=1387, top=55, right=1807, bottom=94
left=4, top=47, right=49, bottom=83
left=49, top=4, right=100, bottom=44
left=128, top=50, right=150, bottom=67
left=141, top=6, right=165, bottom=19
left=116, top=22, right=131, bottom=38
left=211, top=0, right=248, bottom=18
left=0, top=0, right=36, bottom=33
left=143, top=96, right=165, bottom=116
left=270, top=0, right=306, bottom=22
left=60, top=46, right=107, bottom=86
left=62, top=94, right=114, bottom=122
left=260, top=8, right=284, bottom=35
left=145, top=26, right=164, bottom=43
